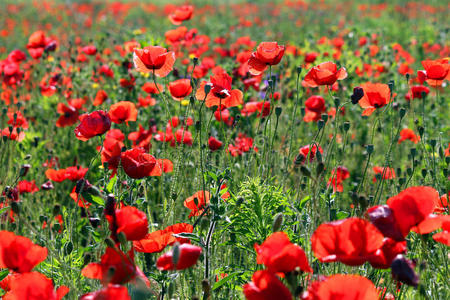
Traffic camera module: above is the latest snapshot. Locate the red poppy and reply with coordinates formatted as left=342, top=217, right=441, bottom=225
left=304, top=95, right=326, bottom=122
left=248, top=42, right=285, bottom=75
left=133, top=46, right=175, bottom=78
left=82, top=45, right=97, bottom=55
left=134, top=223, right=193, bottom=253
left=208, top=136, right=223, bottom=151
left=101, top=130, right=125, bottom=174
left=174, top=127, right=193, bottom=146
left=114, top=206, right=148, bottom=241
left=398, top=128, right=420, bottom=144
left=3, top=272, right=68, bottom=300
left=311, top=218, right=384, bottom=266
left=366, top=205, right=404, bottom=241
left=45, top=169, right=67, bottom=182
left=128, top=124, right=153, bottom=151
left=108, top=101, right=138, bottom=125
left=168, top=79, right=192, bottom=101
left=432, top=216, right=450, bottom=246
left=56, top=103, right=79, bottom=127
left=157, top=159, right=174, bottom=173
left=243, top=270, right=292, bottom=300
left=386, top=186, right=439, bottom=238
left=255, top=232, right=312, bottom=273
left=120, top=148, right=162, bottom=179
left=421, top=58, right=449, bottom=86
left=372, top=166, right=395, bottom=182
left=26, top=31, right=56, bottom=59
left=302, top=274, right=379, bottom=300
left=303, top=62, right=347, bottom=87
left=82, top=247, right=145, bottom=285
left=142, top=82, right=163, bottom=94
left=75, top=110, right=111, bottom=141
left=80, top=285, right=131, bottom=300
left=359, top=83, right=391, bottom=116
left=369, top=238, right=407, bottom=269
left=327, top=166, right=350, bottom=192
left=195, top=72, right=243, bottom=108
left=0, top=231, right=48, bottom=273
left=93, top=90, right=108, bottom=106
left=156, top=243, right=202, bottom=270
left=17, top=180, right=39, bottom=194
left=405, top=85, right=429, bottom=101
left=184, top=191, right=210, bottom=218
left=168, top=5, right=194, bottom=25
left=298, top=144, right=323, bottom=163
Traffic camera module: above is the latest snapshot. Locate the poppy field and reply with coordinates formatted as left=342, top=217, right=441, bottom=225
left=0, top=0, right=449, bottom=299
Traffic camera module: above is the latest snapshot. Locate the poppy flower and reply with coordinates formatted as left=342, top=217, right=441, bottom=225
left=156, top=243, right=202, bottom=270
left=432, top=216, right=450, bottom=246
left=17, top=180, right=39, bottom=194
left=405, top=85, right=429, bottom=101
left=311, top=218, right=384, bottom=266
left=114, top=206, right=148, bottom=241
left=101, top=131, right=125, bottom=174
left=195, top=72, right=243, bottom=108
left=208, top=136, right=223, bottom=151
left=174, top=127, right=193, bottom=146
left=254, top=231, right=312, bottom=273
left=128, top=124, right=153, bottom=151
left=421, top=58, right=449, bottom=86
left=298, top=144, right=323, bottom=163
left=142, top=82, right=163, bottom=94
left=243, top=270, right=292, bottom=300
left=184, top=191, right=210, bottom=218
left=3, top=272, right=68, bottom=300
left=327, top=166, right=350, bottom=192
left=304, top=95, right=326, bottom=122
left=168, top=79, right=192, bottom=101
left=391, top=255, right=419, bottom=287
left=120, top=148, right=162, bottom=179
left=0, top=231, right=48, bottom=273
left=80, top=285, right=131, bottom=300
left=398, top=128, right=420, bottom=144
left=75, top=110, right=111, bottom=141
left=108, top=101, right=138, bottom=125
left=248, top=42, right=285, bottom=75
left=82, top=45, right=97, bottom=55
left=82, top=247, right=145, bottom=285
left=26, top=31, right=56, bottom=59
left=303, top=62, right=347, bottom=87
left=134, top=223, right=194, bottom=253
left=372, top=166, right=395, bottom=182
left=369, top=238, right=407, bottom=269
left=93, top=90, right=108, bottom=106
left=358, top=83, right=391, bottom=116
left=366, top=205, right=404, bottom=241
left=302, top=274, right=379, bottom=300
left=133, top=46, right=175, bottom=78
left=56, top=103, right=79, bottom=128
left=168, top=5, right=194, bottom=25
left=227, top=134, right=257, bottom=156
left=386, top=186, right=439, bottom=238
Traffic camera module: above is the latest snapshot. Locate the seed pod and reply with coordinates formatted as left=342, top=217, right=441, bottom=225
left=272, top=213, right=283, bottom=232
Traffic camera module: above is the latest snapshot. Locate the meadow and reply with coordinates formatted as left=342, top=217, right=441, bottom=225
left=0, top=0, right=449, bottom=299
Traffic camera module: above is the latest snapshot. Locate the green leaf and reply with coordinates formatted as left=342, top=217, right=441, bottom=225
left=172, top=233, right=203, bottom=246
left=106, top=174, right=117, bottom=194
left=336, top=211, right=349, bottom=220
left=0, top=269, right=9, bottom=281
left=81, top=192, right=105, bottom=206
left=212, top=272, right=240, bottom=290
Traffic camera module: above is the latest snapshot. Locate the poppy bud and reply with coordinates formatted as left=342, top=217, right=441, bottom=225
left=343, top=121, right=350, bottom=131
left=53, top=204, right=60, bottom=215
left=105, top=238, right=116, bottom=248
left=65, top=241, right=73, bottom=255
left=272, top=212, right=283, bottom=232
left=295, top=154, right=305, bottom=165
left=300, top=166, right=311, bottom=177
left=296, top=66, right=302, bottom=74
left=275, top=107, right=282, bottom=117
left=204, top=83, right=211, bottom=96
left=321, top=113, right=328, bottom=123
left=317, top=119, right=324, bottom=130
left=41, top=180, right=54, bottom=190
left=399, top=108, right=406, bottom=119
left=410, top=147, right=416, bottom=156
left=429, top=139, right=436, bottom=148
left=421, top=169, right=427, bottom=178
left=405, top=73, right=410, bottom=81
left=351, top=87, right=364, bottom=104
left=89, top=217, right=100, bottom=227
left=334, top=97, right=340, bottom=108
left=366, top=144, right=374, bottom=154
left=316, top=162, right=325, bottom=176
left=391, top=255, right=419, bottom=287
left=201, top=279, right=211, bottom=296
left=19, top=164, right=31, bottom=177
left=104, top=194, right=116, bottom=216
left=11, top=201, right=20, bottom=214
left=192, top=57, right=198, bottom=65
left=388, top=80, right=395, bottom=93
